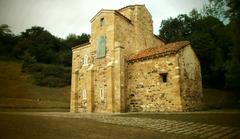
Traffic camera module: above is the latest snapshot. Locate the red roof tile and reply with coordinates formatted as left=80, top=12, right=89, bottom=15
left=127, top=41, right=190, bottom=62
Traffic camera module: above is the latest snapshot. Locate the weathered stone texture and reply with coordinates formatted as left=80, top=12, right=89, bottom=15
left=70, top=4, right=203, bottom=113
left=177, top=45, right=204, bottom=111
left=126, top=55, right=182, bottom=112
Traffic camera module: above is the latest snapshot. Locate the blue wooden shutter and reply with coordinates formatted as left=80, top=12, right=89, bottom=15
left=96, top=35, right=106, bottom=58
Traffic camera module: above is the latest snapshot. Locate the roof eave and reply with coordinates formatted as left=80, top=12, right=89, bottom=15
left=72, top=42, right=91, bottom=50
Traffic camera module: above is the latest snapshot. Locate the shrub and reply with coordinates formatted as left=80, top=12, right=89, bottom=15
left=22, top=63, right=71, bottom=87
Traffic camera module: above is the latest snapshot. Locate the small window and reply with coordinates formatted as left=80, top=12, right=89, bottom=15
left=83, top=54, right=88, bottom=66
left=160, top=73, right=168, bottom=83
left=100, top=18, right=105, bottom=27
left=99, top=88, right=104, bottom=100
left=82, top=89, right=87, bottom=99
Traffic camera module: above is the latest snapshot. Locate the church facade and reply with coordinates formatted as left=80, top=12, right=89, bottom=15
left=70, top=5, right=203, bottom=113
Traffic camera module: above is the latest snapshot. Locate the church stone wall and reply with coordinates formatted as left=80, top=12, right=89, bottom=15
left=133, top=6, right=154, bottom=52
left=70, top=45, right=91, bottom=112
left=114, top=14, right=134, bottom=56
left=126, top=55, right=183, bottom=112
left=178, top=45, right=204, bottom=111
left=90, top=12, right=116, bottom=113
left=91, top=12, right=115, bottom=51
left=153, top=36, right=165, bottom=47
left=71, top=5, right=203, bottom=113
left=118, top=7, right=135, bottom=21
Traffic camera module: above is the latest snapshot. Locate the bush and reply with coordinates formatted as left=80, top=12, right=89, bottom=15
left=22, top=63, right=71, bottom=87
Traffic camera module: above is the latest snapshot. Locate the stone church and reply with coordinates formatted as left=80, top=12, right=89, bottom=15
left=70, top=4, right=203, bottom=113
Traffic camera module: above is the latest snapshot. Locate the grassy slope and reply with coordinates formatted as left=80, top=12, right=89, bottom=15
left=203, top=88, right=240, bottom=109
left=0, top=60, right=239, bottom=110
left=0, top=60, right=70, bottom=108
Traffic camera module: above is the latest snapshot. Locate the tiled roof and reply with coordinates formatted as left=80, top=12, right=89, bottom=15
left=127, top=41, right=190, bottom=62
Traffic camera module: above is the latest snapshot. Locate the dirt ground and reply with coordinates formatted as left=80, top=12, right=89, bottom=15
left=0, top=113, right=196, bottom=139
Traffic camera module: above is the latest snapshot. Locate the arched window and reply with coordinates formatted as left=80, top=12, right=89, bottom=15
left=83, top=54, right=89, bottom=66
left=96, top=35, right=106, bottom=58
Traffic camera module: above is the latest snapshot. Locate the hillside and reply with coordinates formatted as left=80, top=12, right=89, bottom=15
left=0, top=60, right=239, bottom=111
left=0, top=60, right=70, bottom=109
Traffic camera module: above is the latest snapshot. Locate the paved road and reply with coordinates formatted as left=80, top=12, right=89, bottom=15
left=1, top=112, right=240, bottom=139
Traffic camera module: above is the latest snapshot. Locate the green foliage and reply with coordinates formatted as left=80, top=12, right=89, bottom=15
left=0, top=24, right=12, bottom=35
left=226, top=0, right=240, bottom=21
left=202, top=0, right=227, bottom=22
left=22, top=52, right=37, bottom=66
left=22, top=63, right=71, bottom=87
left=0, top=24, right=17, bottom=57
left=160, top=14, right=192, bottom=42
left=65, top=33, right=90, bottom=48
left=225, top=59, right=240, bottom=89
left=19, top=26, right=63, bottom=64
left=159, top=0, right=240, bottom=89
left=225, top=0, right=240, bottom=90
left=0, top=24, right=89, bottom=87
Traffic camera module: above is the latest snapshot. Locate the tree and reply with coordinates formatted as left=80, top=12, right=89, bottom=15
left=0, top=24, right=17, bottom=57
left=202, top=0, right=228, bottom=22
left=159, top=15, right=189, bottom=42
left=0, top=24, right=91, bottom=87
left=19, top=26, right=64, bottom=64
left=159, top=9, right=231, bottom=88
left=60, top=33, right=90, bottom=66
left=65, top=33, right=90, bottom=48
left=225, top=0, right=240, bottom=90
left=0, top=24, right=12, bottom=36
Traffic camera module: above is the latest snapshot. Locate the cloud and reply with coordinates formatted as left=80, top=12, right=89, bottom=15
left=0, top=0, right=206, bottom=38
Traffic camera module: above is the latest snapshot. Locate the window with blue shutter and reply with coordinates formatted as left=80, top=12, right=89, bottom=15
left=96, top=35, right=106, bottom=58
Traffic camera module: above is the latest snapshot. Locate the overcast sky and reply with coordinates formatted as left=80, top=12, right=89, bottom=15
left=0, top=0, right=207, bottom=38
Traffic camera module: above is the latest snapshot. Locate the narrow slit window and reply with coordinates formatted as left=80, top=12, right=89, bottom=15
left=82, top=89, right=87, bottom=99
left=100, top=88, right=104, bottom=100
left=83, top=54, right=88, bottom=66
left=160, top=73, right=168, bottom=83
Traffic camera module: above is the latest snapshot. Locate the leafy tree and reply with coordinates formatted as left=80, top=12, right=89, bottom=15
left=202, top=0, right=228, bottom=22
left=60, top=33, right=90, bottom=66
left=0, top=24, right=90, bottom=87
left=0, top=24, right=17, bottom=57
left=19, top=26, right=63, bottom=64
left=0, top=24, right=12, bottom=35
left=225, top=0, right=240, bottom=90
left=159, top=9, right=231, bottom=88
left=159, top=14, right=191, bottom=42
left=65, top=33, right=90, bottom=48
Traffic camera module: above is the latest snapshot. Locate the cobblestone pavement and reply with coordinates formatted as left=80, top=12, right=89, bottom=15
left=3, top=112, right=240, bottom=139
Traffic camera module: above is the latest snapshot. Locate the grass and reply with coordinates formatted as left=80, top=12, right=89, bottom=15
left=203, top=88, right=240, bottom=109
left=0, top=59, right=239, bottom=111
left=0, top=60, right=70, bottom=109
